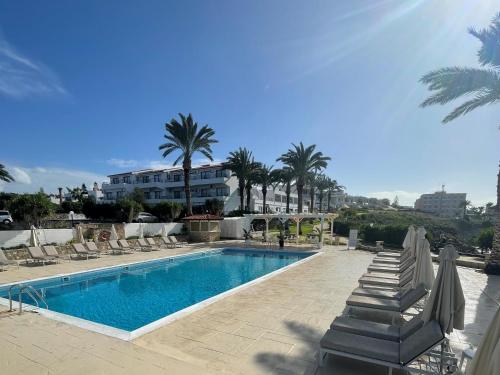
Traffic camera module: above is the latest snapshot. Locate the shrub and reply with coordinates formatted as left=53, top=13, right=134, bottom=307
left=149, top=201, right=183, bottom=222
left=477, top=227, right=494, bottom=250
left=361, top=224, right=407, bottom=247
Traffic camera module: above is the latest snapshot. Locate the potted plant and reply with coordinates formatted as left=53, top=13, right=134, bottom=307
left=277, top=230, right=285, bottom=249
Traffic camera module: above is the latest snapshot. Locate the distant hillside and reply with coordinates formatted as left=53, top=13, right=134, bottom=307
left=334, top=209, right=491, bottom=245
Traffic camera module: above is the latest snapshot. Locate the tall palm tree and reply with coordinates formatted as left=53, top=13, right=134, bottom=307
left=307, top=171, right=318, bottom=213
left=315, top=174, right=331, bottom=213
left=226, top=148, right=257, bottom=211
left=420, top=13, right=500, bottom=274
left=159, top=113, right=217, bottom=216
left=326, top=179, right=345, bottom=212
left=277, top=142, right=330, bottom=213
left=255, top=164, right=276, bottom=213
left=0, top=164, right=14, bottom=183
left=274, top=167, right=295, bottom=213
left=245, top=162, right=261, bottom=211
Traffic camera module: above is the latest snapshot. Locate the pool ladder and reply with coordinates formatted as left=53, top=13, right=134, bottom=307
left=7, top=284, right=48, bottom=314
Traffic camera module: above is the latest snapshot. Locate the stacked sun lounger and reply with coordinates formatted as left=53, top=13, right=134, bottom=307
left=318, top=227, right=460, bottom=374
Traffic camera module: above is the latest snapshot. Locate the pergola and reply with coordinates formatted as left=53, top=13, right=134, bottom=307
left=243, top=213, right=338, bottom=248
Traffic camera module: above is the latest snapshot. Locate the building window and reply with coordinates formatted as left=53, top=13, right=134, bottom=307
left=135, top=176, right=140, bottom=183
left=201, top=188, right=209, bottom=197
left=122, top=176, right=131, bottom=184
left=144, top=192, right=150, bottom=199
left=154, top=191, right=161, bottom=199
left=174, top=191, right=181, bottom=199
left=111, top=177, right=119, bottom=184
left=173, top=174, right=181, bottom=182
left=215, top=169, right=226, bottom=178
left=153, top=174, right=161, bottom=182
left=116, top=191, right=123, bottom=199
left=142, top=176, right=150, bottom=183
left=201, top=171, right=211, bottom=179
left=216, top=187, right=228, bottom=196
left=105, top=192, right=113, bottom=199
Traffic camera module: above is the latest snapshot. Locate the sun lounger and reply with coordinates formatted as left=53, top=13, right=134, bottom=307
left=0, top=249, right=18, bottom=271
left=330, top=313, right=424, bottom=342
left=136, top=238, right=155, bottom=251
left=117, top=240, right=137, bottom=253
left=351, top=287, right=404, bottom=301
left=72, top=243, right=100, bottom=259
left=346, top=284, right=427, bottom=322
left=368, top=257, right=414, bottom=274
left=362, top=264, right=415, bottom=280
left=145, top=237, right=165, bottom=250
left=359, top=269, right=414, bottom=289
left=42, top=245, right=68, bottom=261
left=158, top=237, right=175, bottom=249
left=168, top=236, right=188, bottom=247
left=318, top=320, right=446, bottom=373
left=85, top=241, right=102, bottom=255
left=376, top=249, right=405, bottom=258
left=27, top=246, right=57, bottom=265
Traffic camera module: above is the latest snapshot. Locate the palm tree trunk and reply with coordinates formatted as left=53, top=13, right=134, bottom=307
left=262, top=185, right=267, bottom=213
left=239, top=180, right=245, bottom=211
left=285, top=183, right=291, bottom=214
left=297, top=182, right=304, bottom=213
left=309, top=186, right=315, bottom=212
left=319, top=193, right=323, bottom=213
left=246, top=185, right=251, bottom=211
left=183, top=165, right=192, bottom=216
left=485, top=162, right=500, bottom=275
left=327, top=190, right=331, bottom=212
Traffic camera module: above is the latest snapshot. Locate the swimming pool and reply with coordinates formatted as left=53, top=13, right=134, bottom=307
left=0, top=248, right=318, bottom=340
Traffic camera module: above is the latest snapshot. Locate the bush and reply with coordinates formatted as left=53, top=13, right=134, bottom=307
left=8, top=192, right=55, bottom=226
left=60, top=200, right=83, bottom=213
left=149, top=201, right=183, bottom=222
left=361, top=225, right=407, bottom=247
left=477, top=228, right=494, bottom=250
left=332, top=221, right=351, bottom=236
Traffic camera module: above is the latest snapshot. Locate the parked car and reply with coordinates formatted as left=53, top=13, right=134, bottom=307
left=0, top=210, right=13, bottom=225
left=133, top=212, right=158, bottom=223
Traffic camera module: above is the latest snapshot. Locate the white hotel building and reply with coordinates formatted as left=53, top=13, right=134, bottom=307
left=102, top=163, right=348, bottom=214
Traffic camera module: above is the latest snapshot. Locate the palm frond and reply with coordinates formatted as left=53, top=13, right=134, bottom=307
left=443, top=91, right=500, bottom=123
left=468, top=12, right=500, bottom=68
left=0, top=164, right=14, bottom=182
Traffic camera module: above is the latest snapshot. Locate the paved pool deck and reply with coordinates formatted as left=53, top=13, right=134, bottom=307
left=0, top=243, right=498, bottom=374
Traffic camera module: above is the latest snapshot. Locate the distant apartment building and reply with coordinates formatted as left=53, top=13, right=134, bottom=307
left=101, top=164, right=321, bottom=214
left=414, top=191, right=467, bottom=217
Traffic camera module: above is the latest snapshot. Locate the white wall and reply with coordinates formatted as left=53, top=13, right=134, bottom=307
left=124, top=223, right=184, bottom=238
left=220, top=217, right=250, bottom=239
left=0, top=229, right=74, bottom=249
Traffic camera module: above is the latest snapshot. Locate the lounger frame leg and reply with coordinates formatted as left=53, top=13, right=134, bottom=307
left=318, top=349, right=325, bottom=367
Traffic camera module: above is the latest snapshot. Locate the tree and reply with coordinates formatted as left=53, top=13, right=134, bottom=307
left=0, top=164, right=14, bottom=183
left=204, top=198, right=224, bottom=216
left=420, top=13, right=500, bottom=274
left=392, top=196, right=400, bottom=208
left=226, top=148, right=258, bottom=211
left=477, top=227, right=494, bottom=253
left=245, top=163, right=261, bottom=211
left=315, top=174, right=330, bottom=213
left=159, top=113, right=218, bottom=216
left=254, top=164, right=280, bottom=214
left=307, top=171, right=318, bottom=212
left=459, top=200, right=471, bottom=217
left=8, top=193, right=54, bottom=226
left=149, top=201, right=183, bottom=222
left=277, top=143, right=330, bottom=213
left=273, top=167, right=294, bottom=213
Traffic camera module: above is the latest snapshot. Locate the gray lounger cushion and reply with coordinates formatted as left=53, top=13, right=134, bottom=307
left=373, top=257, right=402, bottom=265
left=320, top=329, right=400, bottom=363
left=330, top=314, right=424, bottom=342
left=347, top=284, right=427, bottom=312
left=351, top=287, right=402, bottom=300
left=321, top=320, right=443, bottom=366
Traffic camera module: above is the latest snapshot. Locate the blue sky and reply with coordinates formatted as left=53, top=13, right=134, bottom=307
left=0, top=0, right=498, bottom=206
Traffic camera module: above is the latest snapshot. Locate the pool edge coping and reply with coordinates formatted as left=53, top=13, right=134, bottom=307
left=0, top=248, right=322, bottom=341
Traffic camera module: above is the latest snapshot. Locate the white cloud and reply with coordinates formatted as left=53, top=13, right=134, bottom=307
left=106, top=158, right=138, bottom=168
left=366, top=190, right=422, bottom=206
left=0, top=32, right=66, bottom=98
left=9, top=167, right=31, bottom=185
left=0, top=166, right=106, bottom=194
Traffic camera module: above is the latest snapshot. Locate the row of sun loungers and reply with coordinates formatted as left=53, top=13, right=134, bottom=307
left=0, top=236, right=189, bottom=270
left=318, top=242, right=455, bottom=374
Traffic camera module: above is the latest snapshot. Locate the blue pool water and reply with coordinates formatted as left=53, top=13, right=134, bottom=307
left=0, top=249, right=312, bottom=331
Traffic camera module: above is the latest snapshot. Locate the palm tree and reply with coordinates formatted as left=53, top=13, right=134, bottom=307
left=226, top=148, right=257, bottom=211
left=326, top=179, right=345, bottom=212
left=277, top=142, right=330, bottom=213
left=315, top=174, right=331, bottom=213
left=420, top=13, right=500, bottom=274
left=307, top=171, right=318, bottom=213
left=274, top=167, right=295, bottom=213
left=0, top=164, right=14, bottom=183
left=245, top=162, right=261, bottom=211
left=255, top=164, right=276, bottom=213
left=159, top=113, right=217, bottom=216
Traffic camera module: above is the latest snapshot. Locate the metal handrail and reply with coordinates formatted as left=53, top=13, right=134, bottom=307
left=7, top=284, right=48, bottom=314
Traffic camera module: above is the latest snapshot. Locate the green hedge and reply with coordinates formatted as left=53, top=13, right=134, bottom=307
left=333, top=221, right=407, bottom=247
